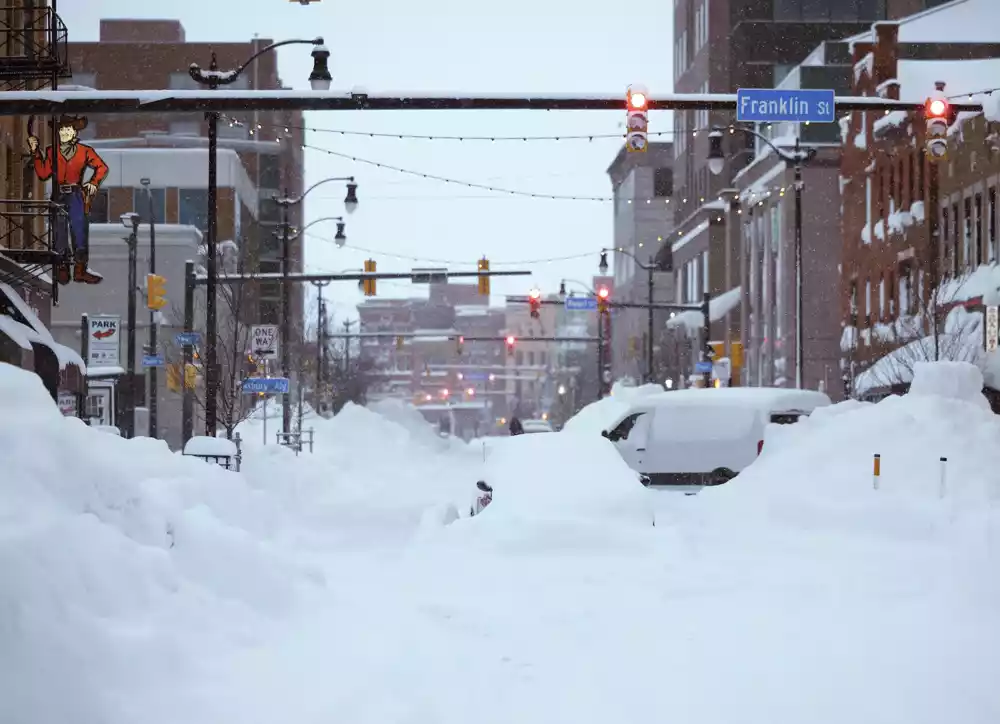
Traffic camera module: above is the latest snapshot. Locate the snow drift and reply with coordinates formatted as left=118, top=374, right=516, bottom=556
left=562, top=381, right=666, bottom=435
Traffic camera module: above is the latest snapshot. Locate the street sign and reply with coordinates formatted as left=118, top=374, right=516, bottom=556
left=463, top=371, right=488, bottom=381
left=736, top=88, right=835, bottom=124
left=241, top=377, right=290, bottom=395
left=87, top=315, right=121, bottom=367
left=987, top=306, right=999, bottom=352
left=564, top=296, right=597, bottom=311
left=175, top=331, right=201, bottom=346
left=142, top=354, right=165, bottom=368
left=251, top=324, right=279, bottom=360
left=695, top=360, right=713, bottom=373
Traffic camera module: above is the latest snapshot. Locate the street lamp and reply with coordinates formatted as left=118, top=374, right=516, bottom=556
left=600, top=248, right=668, bottom=385
left=708, top=125, right=815, bottom=389
left=188, top=36, right=329, bottom=437
left=139, top=177, right=159, bottom=439
left=120, top=212, right=140, bottom=438
left=284, top=216, right=347, bottom=245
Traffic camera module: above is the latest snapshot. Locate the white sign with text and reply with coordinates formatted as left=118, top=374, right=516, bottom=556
left=88, top=315, right=121, bottom=367
left=251, top=324, right=279, bottom=360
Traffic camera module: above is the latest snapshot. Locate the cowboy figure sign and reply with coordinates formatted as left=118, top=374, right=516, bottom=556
left=27, top=115, right=108, bottom=285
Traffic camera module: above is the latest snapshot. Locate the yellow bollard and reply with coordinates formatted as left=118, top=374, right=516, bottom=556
left=873, top=453, right=881, bottom=490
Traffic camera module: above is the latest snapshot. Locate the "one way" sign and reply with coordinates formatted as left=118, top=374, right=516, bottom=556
left=251, top=324, right=279, bottom=360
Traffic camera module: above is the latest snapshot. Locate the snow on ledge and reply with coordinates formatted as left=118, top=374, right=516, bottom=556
left=666, top=287, right=741, bottom=335
left=184, top=436, right=238, bottom=457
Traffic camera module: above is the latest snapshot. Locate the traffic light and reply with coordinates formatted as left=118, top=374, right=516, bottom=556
left=146, top=273, right=167, bottom=310
left=477, top=256, right=490, bottom=296
left=528, top=288, right=541, bottom=319
left=184, top=362, right=198, bottom=389
left=363, top=259, right=376, bottom=296
left=597, top=286, right=610, bottom=314
left=924, top=84, right=954, bottom=161
left=456, top=335, right=465, bottom=355
left=166, top=363, right=181, bottom=392
left=626, top=84, right=649, bottom=153
left=395, top=335, right=404, bottom=350
left=505, top=334, right=515, bottom=356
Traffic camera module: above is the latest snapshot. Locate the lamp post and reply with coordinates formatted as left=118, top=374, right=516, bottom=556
left=708, top=126, right=815, bottom=389
left=140, top=177, right=159, bottom=437
left=121, top=212, right=140, bottom=438
left=599, top=248, right=667, bottom=384
left=188, top=37, right=331, bottom=437
left=274, top=178, right=357, bottom=435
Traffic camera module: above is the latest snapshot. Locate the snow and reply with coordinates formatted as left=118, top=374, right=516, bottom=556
left=87, top=365, right=126, bottom=377
left=666, top=286, right=741, bottom=334
left=561, top=381, right=667, bottom=435
left=670, top=219, right=710, bottom=253
left=847, top=0, right=1000, bottom=45
left=0, top=283, right=85, bottom=371
left=6, top=355, right=1000, bottom=724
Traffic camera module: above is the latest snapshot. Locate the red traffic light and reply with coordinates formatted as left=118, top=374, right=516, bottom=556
left=927, top=98, right=948, bottom=117
left=506, top=335, right=515, bottom=345
left=458, top=335, right=465, bottom=344
left=597, top=287, right=610, bottom=299
left=529, top=288, right=541, bottom=300
left=627, top=90, right=647, bottom=111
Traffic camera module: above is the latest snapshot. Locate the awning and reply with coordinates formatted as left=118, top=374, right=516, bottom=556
left=666, top=286, right=742, bottom=335
left=0, top=282, right=85, bottom=371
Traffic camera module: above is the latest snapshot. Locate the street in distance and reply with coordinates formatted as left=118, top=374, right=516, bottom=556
left=736, top=88, right=835, bottom=124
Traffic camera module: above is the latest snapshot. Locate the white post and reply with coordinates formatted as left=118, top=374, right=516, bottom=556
left=263, top=396, right=268, bottom=446
left=939, top=456, right=947, bottom=498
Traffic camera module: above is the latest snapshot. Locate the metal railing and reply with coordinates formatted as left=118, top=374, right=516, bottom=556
left=276, top=428, right=314, bottom=455
left=0, top=6, right=69, bottom=88
left=0, top=198, right=68, bottom=288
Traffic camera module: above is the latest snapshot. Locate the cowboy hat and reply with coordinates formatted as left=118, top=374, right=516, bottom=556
left=55, top=115, right=88, bottom=131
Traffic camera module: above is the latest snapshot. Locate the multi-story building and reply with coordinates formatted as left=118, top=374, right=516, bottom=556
left=838, top=0, right=1000, bottom=398
left=606, top=141, right=675, bottom=383
left=666, top=0, right=945, bottom=387
left=67, top=18, right=307, bottom=331
left=503, top=293, right=560, bottom=420
left=0, top=1, right=85, bottom=399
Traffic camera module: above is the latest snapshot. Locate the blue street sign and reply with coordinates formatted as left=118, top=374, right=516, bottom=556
left=241, top=377, right=290, bottom=395
left=564, top=296, right=597, bottom=311
left=736, top=88, right=835, bottom=124
left=175, top=332, right=201, bottom=346
left=463, top=371, right=488, bottom=382
left=695, top=361, right=713, bottom=374
left=142, top=354, right=165, bottom=368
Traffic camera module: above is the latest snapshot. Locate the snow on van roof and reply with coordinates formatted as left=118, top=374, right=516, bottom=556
left=631, top=387, right=832, bottom=412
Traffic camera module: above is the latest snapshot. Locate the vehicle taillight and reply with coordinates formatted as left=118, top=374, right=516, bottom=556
left=757, top=439, right=764, bottom=456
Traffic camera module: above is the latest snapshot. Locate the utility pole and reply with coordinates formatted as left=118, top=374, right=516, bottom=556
left=311, top=280, right=331, bottom=410
left=342, top=319, right=355, bottom=373
left=646, top=265, right=655, bottom=384
left=793, top=138, right=806, bottom=390
left=141, top=178, right=158, bottom=438
left=701, top=292, right=713, bottom=389
left=279, top=188, right=293, bottom=437
left=123, top=214, right=139, bottom=438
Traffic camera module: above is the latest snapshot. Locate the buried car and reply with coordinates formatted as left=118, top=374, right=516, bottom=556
left=466, top=431, right=655, bottom=527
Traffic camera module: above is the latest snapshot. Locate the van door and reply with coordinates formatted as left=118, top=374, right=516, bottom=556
left=615, top=411, right=652, bottom=473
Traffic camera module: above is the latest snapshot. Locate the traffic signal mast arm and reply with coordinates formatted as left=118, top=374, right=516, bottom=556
left=190, top=269, right=531, bottom=286
left=507, top=295, right=704, bottom=312
left=323, top=332, right=600, bottom=343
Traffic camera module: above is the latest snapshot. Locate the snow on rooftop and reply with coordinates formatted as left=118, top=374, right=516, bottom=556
left=847, top=0, right=997, bottom=45
left=454, top=305, right=490, bottom=317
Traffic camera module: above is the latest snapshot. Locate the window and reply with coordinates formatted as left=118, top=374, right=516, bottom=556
left=695, top=5, right=702, bottom=50
left=259, top=196, right=282, bottom=225
left=178, top=188, right=208, bottom=233
left=259, top=154, right=282, bottom=190
left=975, top=192, right=983, bottom=266
left=898, top=262, right=911, bottom=315
left=865, top=279, right=871, bottom=319
left=887, top=273, right=895, bottom=316
left=878, top=277, right=885, bottom=318
left=951, top=201, right=959, bottom=274
left=963, top=197, right=972, bottom=268
left=774, top=0, right=800, bottom=19
left=802, top=0, right=828, bottom=19
left=864, top=176, right=872, bottom=243
left=654, top=168, right=673, bottom=197
left=849, top=280, right=857, bottom=315
left=607, top=412, right=645, bottom=442
left=702, top=250, right=709, bottom=295
left=132, top=187, right=166, bottom=224
left=89, top=189, right=110, bottom=223
left=259, top=300, right=280, bottom=324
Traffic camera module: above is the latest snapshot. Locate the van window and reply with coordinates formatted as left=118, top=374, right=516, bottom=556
left=607, top=412, right=645, bottom=441
left=652, top=405, right=757, bottom=442
left=770, top=412, right=804, bottom=425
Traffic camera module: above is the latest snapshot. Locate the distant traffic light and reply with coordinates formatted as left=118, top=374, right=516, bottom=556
left=183, top=363, right=198, bottom=389
left=146, top=273, right=167, bottom=310
left=597, top=286, right=610, bottom=314
left=505, top=334, right=515, bottom=356
left=477, top=256, right=490, bottom=296
left=363, top=259, right=376, bottom=296
left=924, top=83, right=952, bottom=161
left=395, top=335, right=404, bottom=350
left=456, top=335, right=465, bottom=355
left=626, top=85, right=649, bottom=153
left=529, top=288, right=541, bottom=319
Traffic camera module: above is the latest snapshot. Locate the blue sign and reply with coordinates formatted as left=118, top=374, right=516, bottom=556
left=142, top=354, right=165, bottom=367
left=736, top=88, right=835, bottom=124
left=175, top=332, right=201, bottom=346
left=564, top=296, right=597, bottom=311
left=695, top=361, right=714, bottom=374
left=463, top=371, right=488, bottom=382
left=241, top=377, right=290, bottom=395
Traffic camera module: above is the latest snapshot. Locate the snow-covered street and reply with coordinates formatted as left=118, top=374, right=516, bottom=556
left=3, top=361, right=1000, bottom=724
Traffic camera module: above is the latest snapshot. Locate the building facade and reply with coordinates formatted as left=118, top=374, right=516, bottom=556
left=839, top=6, right=1000, bottom=397
left=607, top=141, right=674, bottom=383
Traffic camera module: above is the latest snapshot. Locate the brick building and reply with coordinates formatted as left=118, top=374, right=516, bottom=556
left=839, top=3, right=1000, bottom=397
left=67, top=19, right=308, bottom=329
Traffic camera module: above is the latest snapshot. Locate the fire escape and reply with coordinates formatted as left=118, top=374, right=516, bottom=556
left=0, top=3, right=70, bottom=302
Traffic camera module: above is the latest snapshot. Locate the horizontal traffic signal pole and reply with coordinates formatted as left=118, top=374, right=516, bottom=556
left=324, top=333, right=600, bottom=342
left=507, top=295, right=703, bottom=312
left=0, top=89, right=980, bottom=116
left=190, top=269, right=529, bottom=286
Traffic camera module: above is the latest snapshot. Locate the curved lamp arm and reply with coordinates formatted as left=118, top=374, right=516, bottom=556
left=281, top=176, right=356, bottom=206
left=284, top=215, right=345, bottom=242
left=559, top=278, right=595, bottom=297
left=189, top=38, right=324, bottom=86
left=605, top=246, right=657, bottom=271
left=727, top=124, right=815, bottom=164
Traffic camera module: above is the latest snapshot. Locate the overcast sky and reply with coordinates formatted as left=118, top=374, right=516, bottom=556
left=64, top=0, right=673, bottom=324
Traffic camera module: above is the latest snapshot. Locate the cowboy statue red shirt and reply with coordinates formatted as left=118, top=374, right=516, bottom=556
left=28, top=114, right=109, bottom=285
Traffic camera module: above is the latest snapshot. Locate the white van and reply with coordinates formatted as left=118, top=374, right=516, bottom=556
left=601, top=387, right=831, bottom=487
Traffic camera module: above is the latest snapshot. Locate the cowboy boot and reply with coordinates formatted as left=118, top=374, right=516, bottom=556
left=55, top=261, right=71, bottom=285
left=73, top=255, right=103, bottom=285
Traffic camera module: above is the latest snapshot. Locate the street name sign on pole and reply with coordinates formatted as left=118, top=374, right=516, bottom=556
left=251, top=325, right=279, bottom=360
left=987, top=305, right=999, bottom=352
left=175, top=331, right=201, bottom=346
left=565, top=296, right=597, bottom=311
left=142, top=354, right=165, bottom=368
left=463, top=371, right=489, bottom=382
left=242, top=377, right=290, bottom=395
left=695, top=360, right=713, bottom=374
left=736, top=88, right=835, bottom=124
